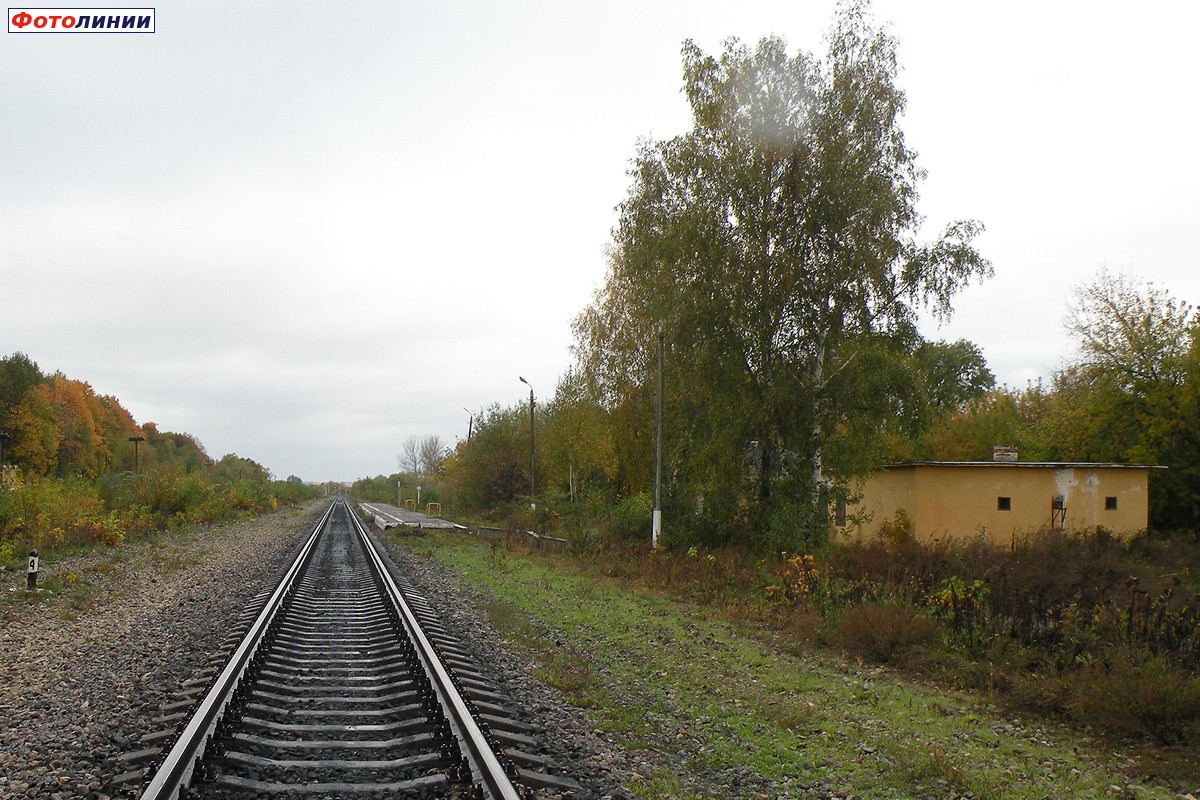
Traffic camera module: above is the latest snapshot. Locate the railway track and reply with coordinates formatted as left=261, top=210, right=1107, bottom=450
left=136, top=498, right=572, bottom=799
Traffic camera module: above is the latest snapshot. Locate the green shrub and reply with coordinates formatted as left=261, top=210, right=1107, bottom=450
left=0, top=541, right=16, bottom=568
left=827, top=602, right=941, bottom=664
left=0, top=459, right=316, bottom=559
left=124, top=467, right=216, bottom=527
left=0, top=473, right=106, bottom=549
left=930, top=575, right=992, bottom=652
left=271, top=478, right=319, bottom=507
left=225, top=479, right=269, bottom=513
left=759, top=500, right=829, bottom=555
left=608, top=492, right=652, bottom=541
left=1068, top=653, right=1200, bottom=745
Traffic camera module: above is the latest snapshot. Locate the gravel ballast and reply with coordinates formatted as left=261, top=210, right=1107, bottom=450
left=0, top=503, right=321, bottom=799
left=367, top=525, right=645, bottom=800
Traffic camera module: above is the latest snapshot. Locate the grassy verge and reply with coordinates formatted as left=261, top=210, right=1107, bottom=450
left=402, top=533, right=1190, bottom=800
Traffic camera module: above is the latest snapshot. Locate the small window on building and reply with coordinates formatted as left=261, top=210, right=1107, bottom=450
left=835, top=499, right=847, bottom=527
left=1105, top=496, right=1118, bottom=511
left=997, top=496, right=1011, bottom=511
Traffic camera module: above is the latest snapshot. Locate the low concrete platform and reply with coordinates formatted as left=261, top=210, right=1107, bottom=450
left=358, top=502, right=465, bottom=530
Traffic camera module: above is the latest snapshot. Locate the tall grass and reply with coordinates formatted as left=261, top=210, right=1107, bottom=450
left=566, top=524, right=1200, bottom=754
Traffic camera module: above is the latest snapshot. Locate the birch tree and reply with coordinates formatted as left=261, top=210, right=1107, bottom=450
left=575, top=4, right=990, bottom=545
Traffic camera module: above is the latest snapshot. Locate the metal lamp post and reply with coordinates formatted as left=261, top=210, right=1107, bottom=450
left=463, top=408, right=474, bottom=442
left=518, top=377, right=535, bottom=509
left=128, top=434, right=146, bottom=474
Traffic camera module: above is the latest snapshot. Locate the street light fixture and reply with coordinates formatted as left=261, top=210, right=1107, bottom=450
left=518, top=377, right=535, bottom=508
left=462, top=407, right=474, bottom=442
left=128, top=435, right=146, bottom=474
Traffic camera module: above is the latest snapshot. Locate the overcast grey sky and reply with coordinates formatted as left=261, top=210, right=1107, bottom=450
left=3, top=1, right=1198, bottom=482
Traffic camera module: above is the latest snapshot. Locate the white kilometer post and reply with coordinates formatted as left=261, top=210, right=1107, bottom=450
left=26, top=550, right=39, bottom=590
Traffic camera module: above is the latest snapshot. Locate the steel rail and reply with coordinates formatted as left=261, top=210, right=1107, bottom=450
left=347, top=500, right=524, bottom=800
left=139, top=499, right=336, bottom=800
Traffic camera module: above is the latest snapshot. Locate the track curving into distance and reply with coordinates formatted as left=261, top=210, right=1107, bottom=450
left=139, top=498, right=526, bottom=800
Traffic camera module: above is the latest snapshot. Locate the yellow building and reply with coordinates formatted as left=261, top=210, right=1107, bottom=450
left=839, top=461, right=1159, bottom=545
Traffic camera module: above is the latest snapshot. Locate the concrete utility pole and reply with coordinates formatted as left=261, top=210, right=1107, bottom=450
left=518, top=377, right=535, bottom=509
left=653, top=321, right=663, bottom=548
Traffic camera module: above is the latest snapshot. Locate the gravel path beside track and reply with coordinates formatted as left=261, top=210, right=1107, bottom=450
left=0, top=503, right=321, bottom=799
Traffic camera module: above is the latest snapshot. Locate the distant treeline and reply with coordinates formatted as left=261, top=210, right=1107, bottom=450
left=0, top=352, right=322, bottom=555
left=437, top=270, right=1200, bottom=548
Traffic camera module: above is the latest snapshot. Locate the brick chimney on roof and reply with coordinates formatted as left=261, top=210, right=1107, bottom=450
left=992, top=445, right=1018, bottom=462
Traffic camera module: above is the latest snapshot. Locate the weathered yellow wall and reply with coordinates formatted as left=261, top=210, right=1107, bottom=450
left=844, top=464, right=1151, bottom=545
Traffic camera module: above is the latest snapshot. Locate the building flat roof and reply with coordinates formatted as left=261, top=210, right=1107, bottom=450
left=883, top=461, right=1165, bottom=470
